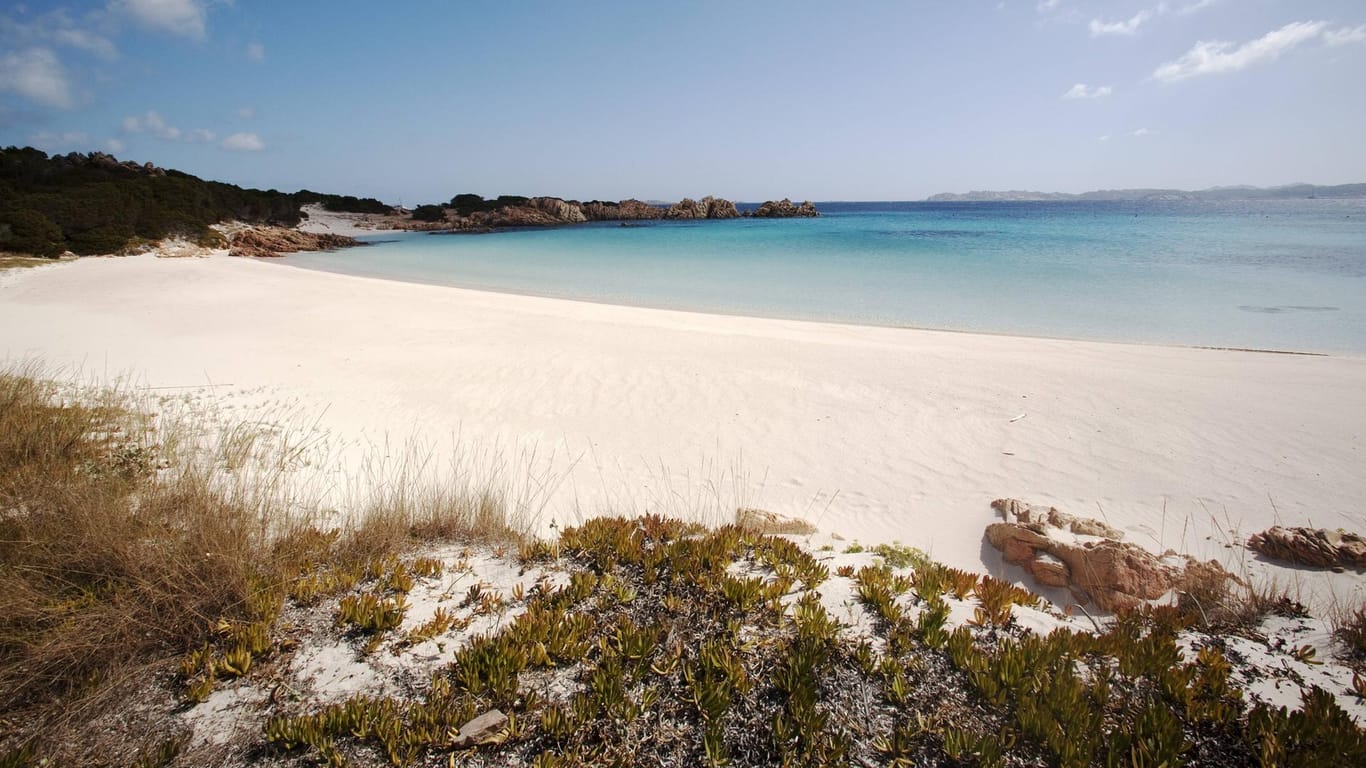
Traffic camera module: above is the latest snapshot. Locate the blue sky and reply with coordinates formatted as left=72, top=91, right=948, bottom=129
left=2, top=1, right=1364, bottom=203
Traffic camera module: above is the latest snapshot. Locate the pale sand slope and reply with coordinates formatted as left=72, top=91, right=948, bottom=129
left=297, top=203, right=403, bottom=237
left=2, top=254, right=1364, bottom=609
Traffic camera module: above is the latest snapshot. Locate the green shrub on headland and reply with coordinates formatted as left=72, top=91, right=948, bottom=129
left=410, top=203, right=446, bottom=222
left=0, top=146, right=391, bottom=258
left=0, top=208, right=64, bottom=257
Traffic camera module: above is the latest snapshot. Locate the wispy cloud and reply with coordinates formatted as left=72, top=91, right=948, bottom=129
left=1324, top=24, right=1366, bottom=47
left=1, top=9, right=117, bottom=59
left=221, top=132, right=264, bottom=152
left=186, top=127, right=215, bottom=143
left=1036, top=0, right=1062, bottom=13
left=123, top=109, right=181, bottom=139
left=0, top=47, right=73, bottom=108
left=28, top=129, right=89, bottom=151
left=1090, top=11, right=1151, bottom=37
left=53, top=27, right=117, bottom=60
left=1153, top=20, right=1328, bottom=82
left=117, top=0, right=207, bottom=40
left=104, top=137, right=125, bottom=153
left=245, top=41, right=265, bottom=62
left=1177, top=0, right=1219, bottom=15
left=237, top=106, right=256, bottom=119
left=1062, top=83, right=1112, bottom=100
left=1131, top=127, right=1151, bottom=137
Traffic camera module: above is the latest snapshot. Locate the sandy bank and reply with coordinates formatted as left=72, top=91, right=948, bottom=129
left=2, top=254, right=1363, bottom=609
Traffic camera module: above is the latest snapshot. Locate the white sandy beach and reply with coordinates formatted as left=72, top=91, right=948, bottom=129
left=2, top=251, right=1364, bottom=610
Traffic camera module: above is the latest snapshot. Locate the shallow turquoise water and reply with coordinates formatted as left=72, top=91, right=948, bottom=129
left=285, top=200, right=1366, bottom=353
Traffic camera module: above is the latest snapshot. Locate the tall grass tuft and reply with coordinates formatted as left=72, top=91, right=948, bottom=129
left=0, top=366, right=278, bottom=755
left=0, top=363, right=523, bottom=764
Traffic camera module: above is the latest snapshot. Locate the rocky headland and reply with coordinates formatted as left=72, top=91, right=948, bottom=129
left=393, top=194, right=817, bottom=233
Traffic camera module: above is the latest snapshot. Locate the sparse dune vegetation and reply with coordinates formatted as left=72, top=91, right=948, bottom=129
left=1, top=363, right=1363, bottom=766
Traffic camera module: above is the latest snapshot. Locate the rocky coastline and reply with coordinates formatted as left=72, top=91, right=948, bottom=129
left=227, top=227, right=363, bottom=258
left=391, top=195, right=818, bottom=233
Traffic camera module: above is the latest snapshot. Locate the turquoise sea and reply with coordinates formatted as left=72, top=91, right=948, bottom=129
left=285, top=200, right=1366, bottom=354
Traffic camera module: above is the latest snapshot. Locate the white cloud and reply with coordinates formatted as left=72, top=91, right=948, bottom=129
left=1062, top=83, right=1112, bottom=99
left=1037, top=0, right=1061, bottom=12
left=245, top=41, right=265, bottom=62
left=53, top=27, right=117, bottom=59
left=221, top=132, right=264, bottom=152
left=28, top=130, right=88, bottom=150
left=1175, top=0, right=1219, bottom=15
left=0, top=10, right=119, bottom=64
left=1324, top=24, right=1366, bottom=47
left=117, top=0, right=206, bottom=40
left=1090, top=11, right=1151, bottom=37
left=123, top=110, right=221, bottom=144
left=0, top=47, right=73, bottom=108
left=123, top=109, right=180, bottom=140
left=1098, top=135, right=1110, bottom=142
left=104, top=137, right=125, bottom=153
left=237, top=106, right=255, bottom=119
left=1153, top=20, right=1328, bottom=82
left=1131, top=127, right=1151, bottom=137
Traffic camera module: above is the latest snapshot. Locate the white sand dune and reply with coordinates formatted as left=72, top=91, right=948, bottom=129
left=2, top=253, right=1363, bottom=609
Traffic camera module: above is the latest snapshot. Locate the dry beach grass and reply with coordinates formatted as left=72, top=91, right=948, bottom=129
left=0, top=364, right=531, bottom=764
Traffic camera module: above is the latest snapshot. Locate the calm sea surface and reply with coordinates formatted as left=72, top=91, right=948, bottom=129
left=284, top=200, right=1366, bottom=354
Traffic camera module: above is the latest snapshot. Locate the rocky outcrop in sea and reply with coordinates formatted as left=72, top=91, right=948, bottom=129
left=664, top=196, right=741, bottom=220
left=747, top=198, right=819, bottom=218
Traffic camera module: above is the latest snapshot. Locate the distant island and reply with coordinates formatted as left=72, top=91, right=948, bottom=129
left=926, top=183, right=1366, bottom=202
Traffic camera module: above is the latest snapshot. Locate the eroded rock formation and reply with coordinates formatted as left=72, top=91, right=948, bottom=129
left=228, top=228, right=361, bottom=258
left=664, top=196, right=741, bottom=220
left=985, top=498, right=1234, bottom=611
left=582, top=199, right=666, bottom=221
left=1248, top=526, right=1366, bottom=570
left=748, top=198, right=819, bottom=218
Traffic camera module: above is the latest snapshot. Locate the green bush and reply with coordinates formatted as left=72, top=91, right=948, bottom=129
left=0, top=208, right=64, bottom=257
left=410, top=204, right=446, bottom=222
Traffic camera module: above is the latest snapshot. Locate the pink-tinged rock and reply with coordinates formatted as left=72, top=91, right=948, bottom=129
left=985, top=522, right=1050, bottom=565
left=1029, top=554, right=1071, bottom=588
left=229, top=227, right=360, bottom=258
left=983, top=500, right=1226, bottom=612
left=1248, top=526, right=1366, bottom=570
left=1060, top=542, right=1173, bottom=600
left=1069, top=517, right=1125, bottom=540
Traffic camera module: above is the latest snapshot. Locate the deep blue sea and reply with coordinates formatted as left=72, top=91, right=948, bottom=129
left=285, top=200, right=1366, bottom=354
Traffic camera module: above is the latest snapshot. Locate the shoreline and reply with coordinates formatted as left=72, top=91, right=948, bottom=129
left=274, top=253, right=1352, bottom=359
left=288, top=205, right=1366, bottom=358
left=2, top=252, right=1364, bottom=613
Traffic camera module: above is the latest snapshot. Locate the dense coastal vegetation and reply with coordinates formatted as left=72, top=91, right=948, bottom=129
left=0, top=147, right=386, bottom=257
